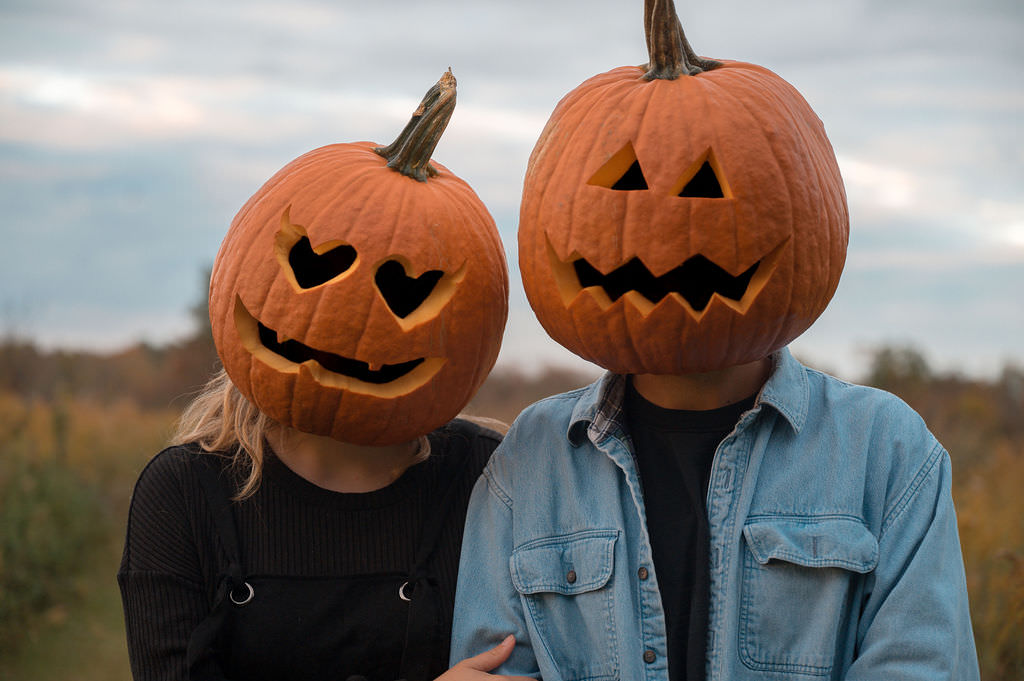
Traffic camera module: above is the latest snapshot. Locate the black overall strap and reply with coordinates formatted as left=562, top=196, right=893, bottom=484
left=186, top=454, right=249, bottom=679
left=398, top=436, right=471, bottom=681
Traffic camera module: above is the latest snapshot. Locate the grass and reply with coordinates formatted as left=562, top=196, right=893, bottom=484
left=955, top=444, right=1024, bottom=680
left=0, top=392, right=173, bottom=678
left=0, top=533, right=129, bottom=681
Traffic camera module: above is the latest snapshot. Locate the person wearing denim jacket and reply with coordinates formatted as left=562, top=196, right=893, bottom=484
left=450, top=347, right=979, bottom=680
left=451, top=0, right=979, bottom=677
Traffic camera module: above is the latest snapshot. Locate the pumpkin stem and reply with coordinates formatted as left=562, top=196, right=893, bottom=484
left=375, top=69, right=457, bottom=182
left=643, top=0, right=722, bottom=80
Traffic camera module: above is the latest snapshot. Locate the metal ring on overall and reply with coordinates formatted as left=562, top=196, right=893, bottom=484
left=229, top=581, right=255, bottom=606
left=398, top=581, right=412, bottom=602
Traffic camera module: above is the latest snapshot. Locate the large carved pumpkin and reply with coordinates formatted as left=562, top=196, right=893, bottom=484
left=210, top=71, right=508, bottom=445
left=519, top=0, right=849, bottom=374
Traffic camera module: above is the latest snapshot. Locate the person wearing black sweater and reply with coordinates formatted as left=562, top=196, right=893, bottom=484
left=118, top=370, right=520, bottom=681
left=119, top=72, right=529, bottom=681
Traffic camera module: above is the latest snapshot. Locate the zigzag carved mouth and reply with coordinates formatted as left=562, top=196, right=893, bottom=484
left=574, top=255, right=758, bottom=311
left=547, top=236, right=788, bottom=318
left=233, top=296, right=444, bottom=397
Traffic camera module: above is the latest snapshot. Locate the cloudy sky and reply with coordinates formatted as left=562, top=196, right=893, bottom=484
left=1, top=0, right=1021, bottom=380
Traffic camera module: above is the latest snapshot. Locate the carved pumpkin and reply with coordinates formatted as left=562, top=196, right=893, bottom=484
left=519, top=0, right=849, bottom=374
left=209, top=71, right=508, bottom=445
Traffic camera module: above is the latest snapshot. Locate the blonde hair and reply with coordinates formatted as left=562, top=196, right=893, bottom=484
left=173, top=369, right=504, bottom=500
left=172, top=368, right=272, bottom=499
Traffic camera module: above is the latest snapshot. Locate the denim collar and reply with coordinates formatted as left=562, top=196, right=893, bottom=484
left=566, top=347, right=808, bottom=447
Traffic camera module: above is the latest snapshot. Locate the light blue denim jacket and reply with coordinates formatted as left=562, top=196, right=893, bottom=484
left=451, top=348, right=979, bottom=680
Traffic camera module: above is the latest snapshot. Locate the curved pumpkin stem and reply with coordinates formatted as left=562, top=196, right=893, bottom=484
left=643, top=0, right=721, bottom=80
left=375, top=69, right=457, bottom=182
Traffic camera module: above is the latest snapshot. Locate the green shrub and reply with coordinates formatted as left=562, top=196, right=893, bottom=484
left=0, top=439, right=107, bottom=654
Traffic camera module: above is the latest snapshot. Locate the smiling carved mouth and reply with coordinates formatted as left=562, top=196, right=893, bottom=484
left=547, top=236, right=788, bottom=318
left=233, top=296, right=445, bottom=396
left=256, top=322, right=424, bottom=384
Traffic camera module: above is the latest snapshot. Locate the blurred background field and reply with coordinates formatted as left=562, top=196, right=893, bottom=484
left=1, top=319, right=1022, bottom=680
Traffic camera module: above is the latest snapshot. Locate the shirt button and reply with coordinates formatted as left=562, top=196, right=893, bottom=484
left=643, top=650, right=657, bottom=663
left=638, top=566, right=649, bottom=580
left=566, top=570, right=577, bottom=584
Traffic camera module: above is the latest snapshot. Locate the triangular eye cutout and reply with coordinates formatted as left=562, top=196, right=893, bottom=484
left=613, top=161, right=648, bottom=191
left=588, top=142, right=649, bottom=191
left=679, top=161, right=723, bottom=198
left=673, top=150, right=730, bottom=199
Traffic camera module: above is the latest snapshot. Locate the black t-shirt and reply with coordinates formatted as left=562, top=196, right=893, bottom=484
left=624, top=379, right=755, bottom=681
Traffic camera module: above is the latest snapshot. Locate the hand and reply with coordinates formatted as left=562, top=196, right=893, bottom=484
left=434, top=635, right=535, bottom=680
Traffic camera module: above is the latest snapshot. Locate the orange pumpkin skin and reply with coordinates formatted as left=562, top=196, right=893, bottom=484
left=519, top=60, right=849, bottom=374
left=210, top=140, right=508, bottom=445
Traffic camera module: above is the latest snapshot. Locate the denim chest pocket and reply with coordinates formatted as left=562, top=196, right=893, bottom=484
left=739, top=517, right=878, bottom=676
left=511, top=529, right=619, bottom=681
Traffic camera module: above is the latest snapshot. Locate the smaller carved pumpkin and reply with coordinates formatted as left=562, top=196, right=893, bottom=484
left=210, top=71, right=508, bottom=445
left=519, top=0, right=849, bottom=374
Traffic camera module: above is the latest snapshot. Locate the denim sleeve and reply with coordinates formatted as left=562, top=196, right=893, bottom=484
left=450, top=464, right=542, bottom=677
left=846, top=445, right=980, bottom=680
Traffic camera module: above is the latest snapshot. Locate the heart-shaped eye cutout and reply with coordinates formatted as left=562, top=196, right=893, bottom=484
left=375, top=260, right=444, bottom=318
left=288, top=236, right=358, bottom=289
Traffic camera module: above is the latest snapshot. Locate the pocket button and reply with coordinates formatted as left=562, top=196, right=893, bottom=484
left=566, top=569, right=577, bottom=584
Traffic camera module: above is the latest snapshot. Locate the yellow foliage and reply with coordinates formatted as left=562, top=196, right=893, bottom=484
left=955, top=442, right=1024, bottom=680
left=2, top=361, right=1024, bottom=678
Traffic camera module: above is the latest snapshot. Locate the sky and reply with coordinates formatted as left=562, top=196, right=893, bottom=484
left=1, top=0, right=1021, bottom=381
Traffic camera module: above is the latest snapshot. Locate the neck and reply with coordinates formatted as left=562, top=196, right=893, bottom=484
left=268, top=426, right=423, bottom=493
left=632, top=357, right=771, bottom=411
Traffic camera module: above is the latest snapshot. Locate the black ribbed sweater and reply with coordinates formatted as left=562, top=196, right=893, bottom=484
left=117, top=418, right=498, bottom=681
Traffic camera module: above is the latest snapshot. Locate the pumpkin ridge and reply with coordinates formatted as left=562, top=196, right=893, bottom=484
left=703, top=70, right=795, bottom=270
left=437, top=176, right=505, bottom=275
left=531, top=80, right=630, bottom=262
left=521, top=76, right=640, bottom=356
left=530, top=68, right=638, bottom=162
left=615, top=77, right=665, bottom=266
left=755, top=73, right=847, bottom=319
left=353, top=177, right=415, bottom=365
left=729, top=71, right=827, bottom=352
left=298, top=151, right=383, bottom=249
left=314, top=164, right=396, bottom=347
left=713, top=74, right=801, bottom=350
left=457, top=182, right=506, bottom=272
left=448, top=187, right=493, bottom=401
left=569, top=78, right=655, bottom=268
left=543, top=74, right=638, bottom=177
left=731, top=67, right=843, bottom=326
